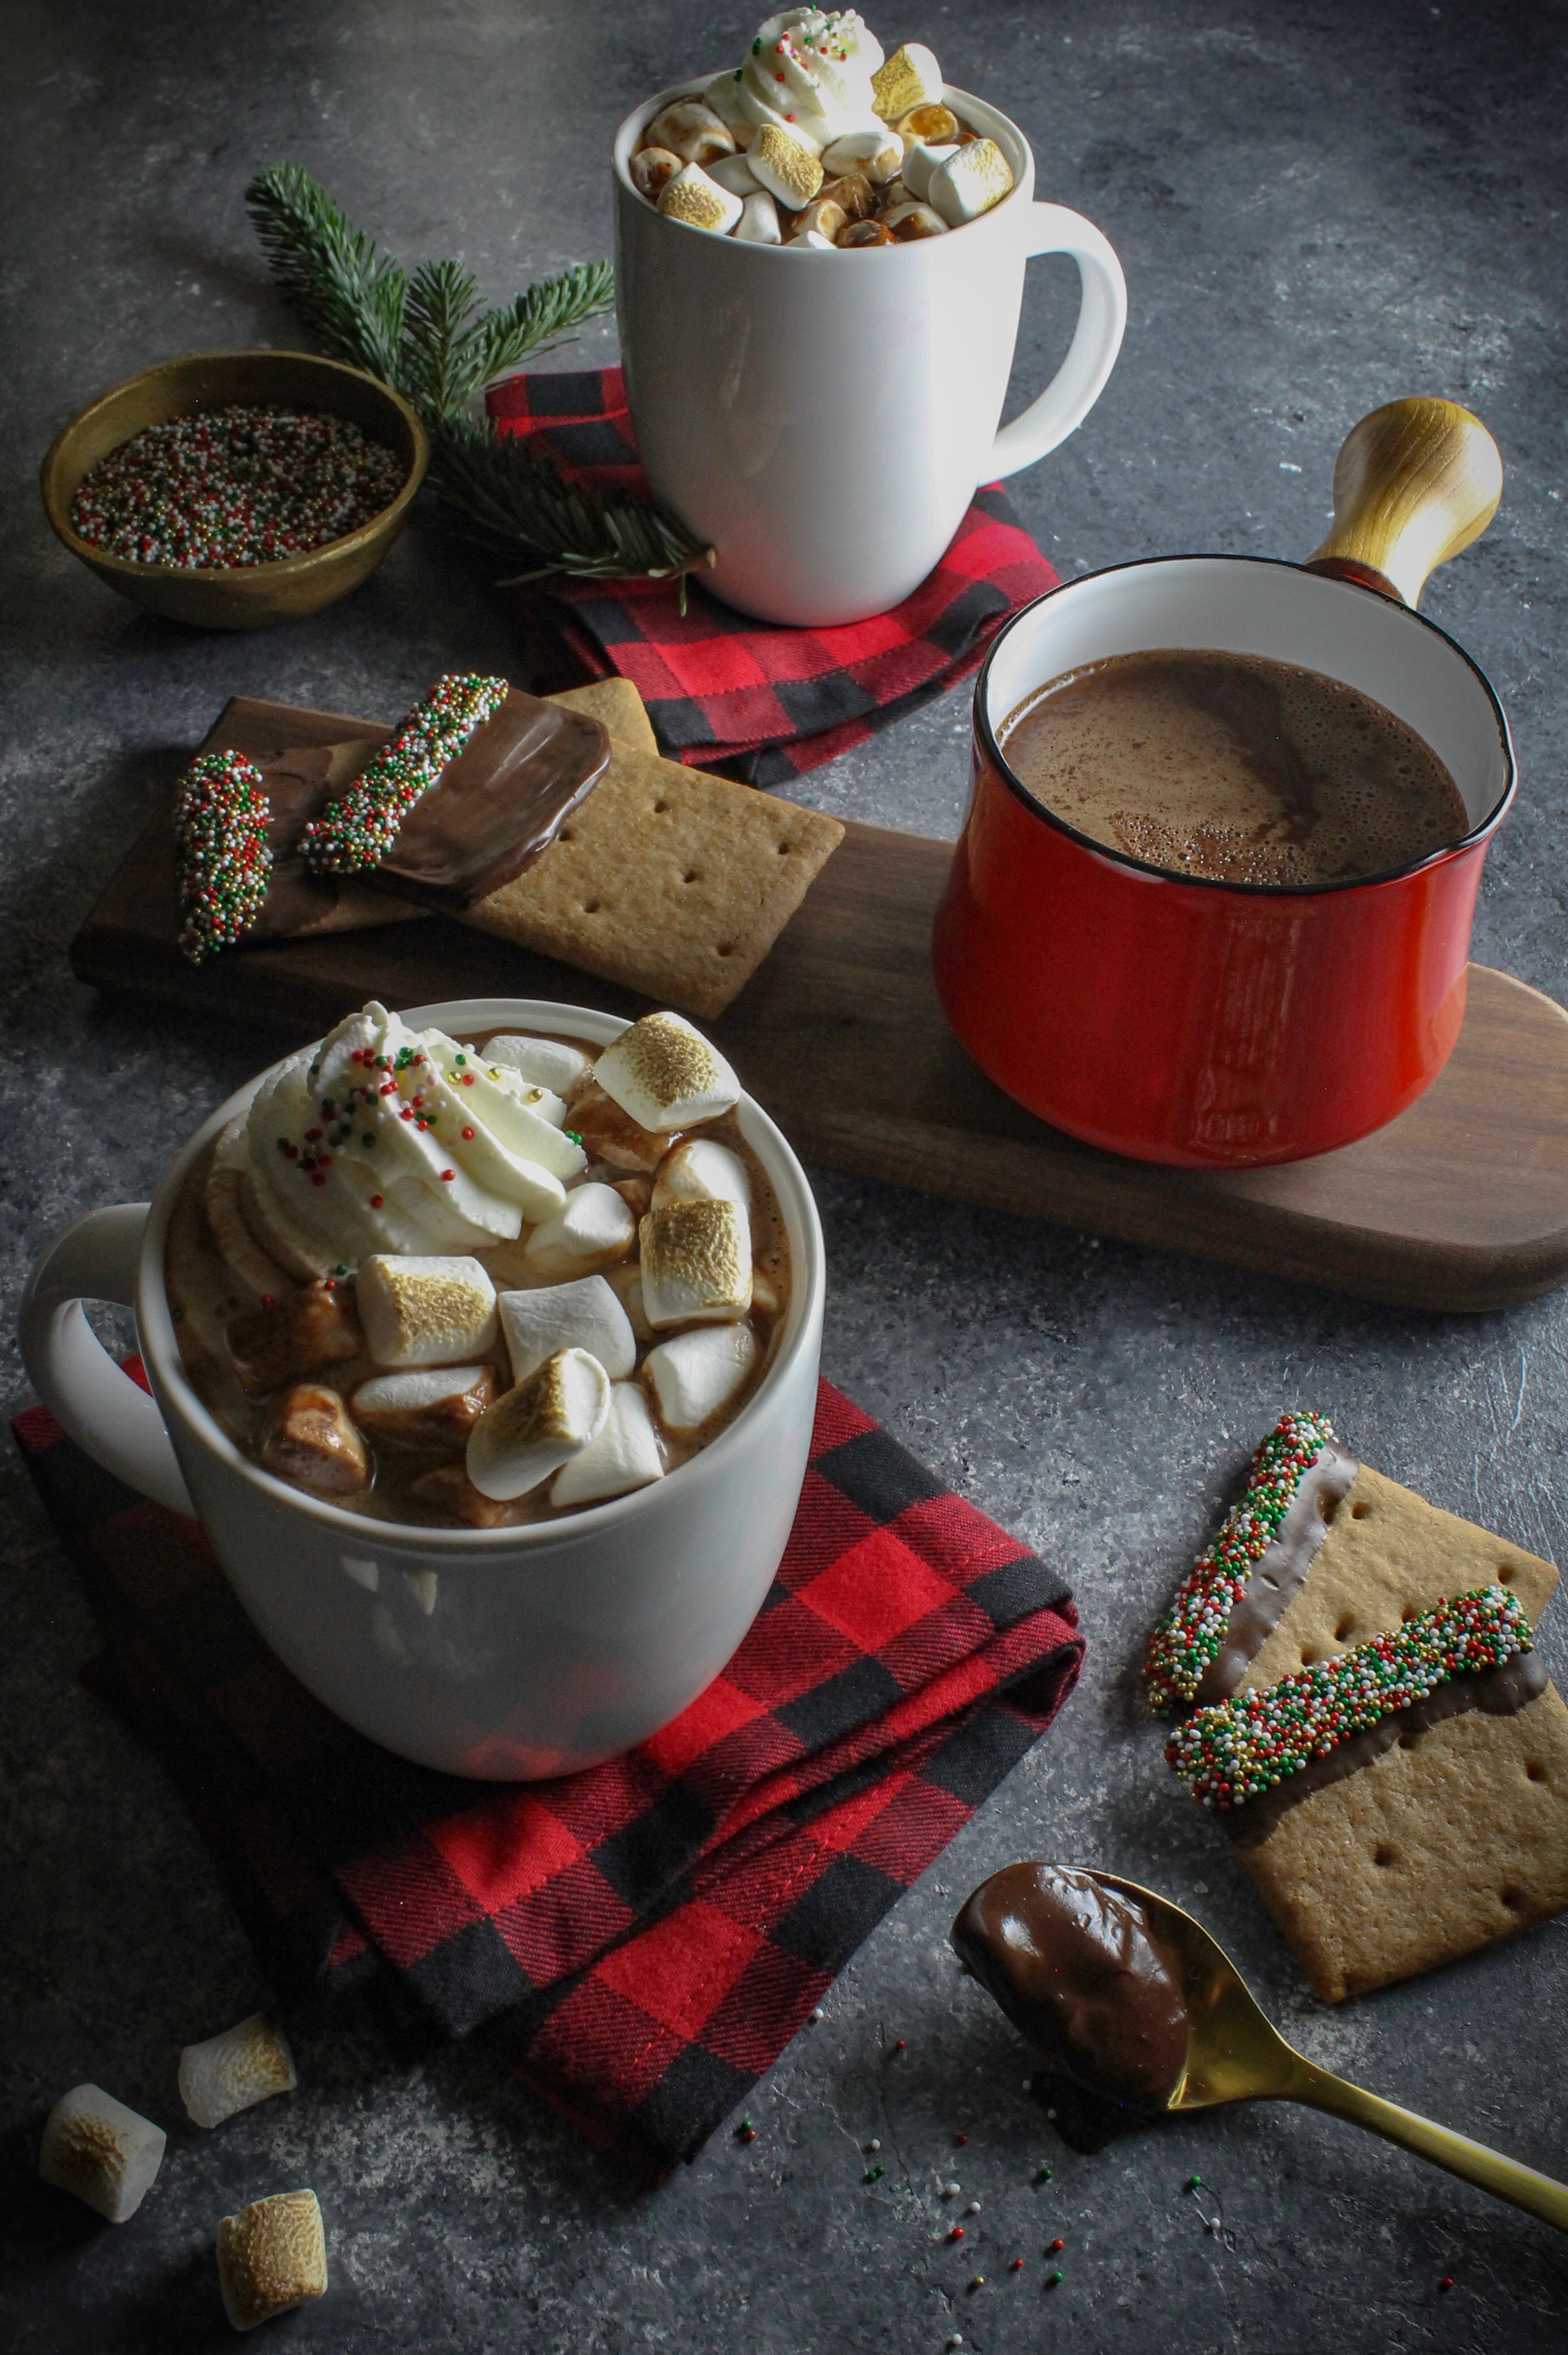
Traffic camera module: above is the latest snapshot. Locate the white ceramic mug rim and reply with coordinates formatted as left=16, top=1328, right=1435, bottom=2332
left=134, top=998, right=826, bottom=1559
left=613, top=75, right=1032, bottom=243
left=977, top=553, right=1517, bottom=899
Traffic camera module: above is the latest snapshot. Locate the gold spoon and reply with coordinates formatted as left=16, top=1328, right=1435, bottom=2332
left=1091, top=1871, right=1568, bottom=2232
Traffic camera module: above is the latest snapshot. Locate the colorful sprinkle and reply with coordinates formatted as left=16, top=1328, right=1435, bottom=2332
left=301, top=673, right=508, bottom=872
left=1164, top=1586, right=1531, bottom=1808
left=1144, top=1412, right=1339, bottom=1716
left=172, top=750, right=272, bottom=962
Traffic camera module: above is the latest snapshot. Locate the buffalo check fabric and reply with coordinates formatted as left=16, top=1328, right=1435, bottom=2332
left=13, top=1369, right=1082, bottom=2178
left=486, top=366, right=1058, bottom=787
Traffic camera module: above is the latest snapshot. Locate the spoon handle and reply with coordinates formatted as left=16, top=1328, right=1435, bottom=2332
left=1288, top=2058, right=1568, bottom=2232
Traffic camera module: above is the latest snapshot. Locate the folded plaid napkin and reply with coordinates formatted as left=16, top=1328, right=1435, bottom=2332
left=14, top=1369, right=1082, bottom=2179
left=487, top=366, right=1058, bottom=788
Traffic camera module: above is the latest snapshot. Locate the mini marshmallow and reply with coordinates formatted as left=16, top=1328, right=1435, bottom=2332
left=551, top=1382, right=665, bottom=1507
left=871, top=40, right=945, bottom=121
left=787, top=229, right=838, bottom=249
left=40, top=2084, right=166, bottom=2223
left=899, top=140, right=957, bottom=201
left=260, top=1384, right=371, bottom=1497
left=928, top=138, right=1014, bottom=226
left=645, top=1322, right=759, bottom=1434
left=522, top=1182, right=637, bottom=1281
left=748, top=123, right=825, bottom=209
left=639, top=1198, right=753, bottom=1328
left=819, top=170, right=877, bottom=220
left=884, top=200, right=949, bottom=240
left=217, top=2189, right=327, bottom=2332
left=897, top=101, right=960, bottom=144
left=592, top=1012, right=740, bottom=1133
left=357, top=1253, right=498, bottom=1368
left=606, top=1260, right=654, bottom=1341
left=652, top=1137, right=751, bottom=1214
left=178, top=2013, right=297, bottom=2130
left=822, top=128, right=904, bottom=181
left=734, top=190, right=783, bottom=244
left=644, top=98, right=737, bottom=164
left=840, top=218, right=895, bottom=246
left=499, top=1275, right=635, bottom=1384
left=467, top=1348, right=610, bottom=1500
left=750, top=1266, right=782, bottom=1318
left=629, top=146, right=683, bottom=203
left=351, top=1365, right=497, bottom=1451
left=795, top=197, right=848, bottom=243
left=658, top=163, right=744, bottom=235
left=484, top=1034, right=590, bottom=1096
left=708, top=150, right=761, bottom=196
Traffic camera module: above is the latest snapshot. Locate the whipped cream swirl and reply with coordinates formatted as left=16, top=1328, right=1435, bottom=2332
left=243, top=1002, right=586, bottom=1268
left=731, top=8, right=884, bottom=151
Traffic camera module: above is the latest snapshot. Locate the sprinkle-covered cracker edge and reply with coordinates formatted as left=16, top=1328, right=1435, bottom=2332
left=301, top=673, right=508, bottom=873
left=173, top=750, right=273, bottom=964
left=1143, top=1411, right=1339, bottom=1718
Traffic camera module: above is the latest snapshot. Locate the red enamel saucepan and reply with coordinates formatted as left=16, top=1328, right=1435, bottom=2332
left=932, top=399, right=1511, bottom=1168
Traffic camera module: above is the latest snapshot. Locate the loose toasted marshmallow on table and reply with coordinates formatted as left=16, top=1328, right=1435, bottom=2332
left=871, top=40, right=945, bottom=120
left=217, top=2189, right=327, bottom=2332
left=658, top=163, right=745, bottom=235
left=351, top=1364, right=497, bottom=1451
left=899, top=140, right=957, bottom=201
left=39, top=2084, right=167, bottom=2222
left=734, top=189, right=783, bottom=244
left=629, top=146, right=683, bottom=202
left=522, top=1182, right=637, bottom=1282
left=748, top=123, right=826, bottom=209
left=552, top=1381, right=666, bottom=1506
left=499, top=1275, right=637, bottom=1384
left=652, top=1137, right=751, bottom=1213
left=260, top=1384, right=371, bottom=1496
left=482, top=1032, right=590, bottom=1098
left=178, top=2013, right=297, bottom=2130
left=822, top=127, right=903, bottom=181
left=640, top=1198, right=754, bottom=1327
left=593, top=1011, right=740, bottom=1133
left=645, top=1322, right=760, bottom=1434
left=644, top=97, right=737, bottom=164
left=708, top=149, right=762, bottom=196
left=467, top=1347, right=611, bottom=1500
left=928, top=139, right=1014, bottom=225
left=358, top=1253, right=498, bottom=1368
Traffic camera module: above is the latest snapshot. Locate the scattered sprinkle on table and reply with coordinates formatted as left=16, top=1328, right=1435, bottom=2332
left=70, top=405, right=405, bottom=569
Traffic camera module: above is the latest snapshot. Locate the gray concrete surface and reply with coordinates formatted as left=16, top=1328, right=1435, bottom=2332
left=3, top=1, right=1566, bottom=2348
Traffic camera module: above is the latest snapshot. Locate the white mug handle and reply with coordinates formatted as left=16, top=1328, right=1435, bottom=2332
left=988, top=203, right=1128, bottom=482
left=18, top=1204, right=196, bottom=1516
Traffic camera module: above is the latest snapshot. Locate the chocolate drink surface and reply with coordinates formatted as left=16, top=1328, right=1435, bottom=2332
left=999, top=649, right=1469, bottom=886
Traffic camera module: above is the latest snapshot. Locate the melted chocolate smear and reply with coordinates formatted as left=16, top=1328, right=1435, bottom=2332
left=1224, top=1650, right=1547, bottom=1847
left=1195, top=1446, right=1361, bottom=1706
left=952, top=1862, right=1189, bottom=2114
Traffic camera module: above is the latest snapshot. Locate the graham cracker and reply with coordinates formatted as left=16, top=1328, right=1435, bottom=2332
left=462, top=741, right=844, bottom=1019
left=1230, top=1462, right=1568, bottom=1999
left=547, top=678, right=658, bottom=755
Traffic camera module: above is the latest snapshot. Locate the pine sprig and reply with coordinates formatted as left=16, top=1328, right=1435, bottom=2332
left=243, top=163, right=710, bottom=587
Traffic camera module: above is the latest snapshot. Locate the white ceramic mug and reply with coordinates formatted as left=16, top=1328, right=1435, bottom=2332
left=614, top=81, right=1127, bottom=625
left=19, top=999, right=826, bottom=1781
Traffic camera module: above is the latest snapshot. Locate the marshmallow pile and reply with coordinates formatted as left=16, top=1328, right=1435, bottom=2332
left=631, top=10, right=1014, bottom=249
left=188, top=1007, right=788, bottom=1528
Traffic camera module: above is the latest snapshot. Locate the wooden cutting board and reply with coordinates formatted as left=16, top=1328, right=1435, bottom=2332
left=70, top=695, right=1568, bottom=1313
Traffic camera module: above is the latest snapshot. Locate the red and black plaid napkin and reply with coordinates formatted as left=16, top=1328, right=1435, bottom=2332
left=14, top=1369, right=1082, bottom=2179
left=486, top=366, right=1058, bottom=787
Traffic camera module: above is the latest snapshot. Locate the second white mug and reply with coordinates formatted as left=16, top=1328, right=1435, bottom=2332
left=613, top=80, right=1126, bottom=627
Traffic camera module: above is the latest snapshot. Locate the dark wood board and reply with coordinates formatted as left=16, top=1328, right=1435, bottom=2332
left=71, top=695, right=1568, bottom=1314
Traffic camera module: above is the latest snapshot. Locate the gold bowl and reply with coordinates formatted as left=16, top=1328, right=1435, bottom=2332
left=40, top=349, right=430, bottom=630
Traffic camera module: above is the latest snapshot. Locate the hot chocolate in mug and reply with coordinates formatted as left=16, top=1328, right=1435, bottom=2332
left=613, top=81, right=1126, bottom=626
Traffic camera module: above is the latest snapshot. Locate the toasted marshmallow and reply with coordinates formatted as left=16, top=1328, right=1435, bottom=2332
left=795, top=196, right=848, bottom=242
left=645, top=1322, right=759, bottom=1434
left=606, top=1260, right=654, bottom=1341
left=551, top=1382, right=665, bottom=1506
left=787, top=228, right=838, bottom=248
left=896, top=101, right=960, bottom=143
left=646, top=97, right=737, bottom=164
left=409, top=1463, right=510, bottom=1526
left=871, top=41, right=945, bottom=120
left=260, top=1384, right=371, bottom=1497
left=593, top=1012, right=740, bottom=1132
left=351, top=1365, right=497, bottom=1451
left=467, top=1348, right=610, bottom=1500
left=357, top=1253, right=498, bottom=1368
left=708, top=149, right=761, bottom=196
left=40, top=2084, right=166, bottom=2223
left=522, top=1183, right=637, bottom=1282
left=630, top=146, right=683, bottom=203
left=499, top=1275, right=635, bottom=1384
left=658, top=163, right=745, bottom=235
left=734, top=189, right=783, bottom=244
left=639, top=1198, right=753, bottom=1327
left=652, top=1137, right=751, bottom=1214
left=928, top=138, right=1014, bottom=225
left=884, top=200, right=949, bottom=239
left=483, top=1033, right=589, bottom=1097
left=900, top=140, right=956, bottom=201
left=178, top=2013, right=297, bottom=2130
left=217, top=2189, right=327, bottom=2332
left=226, top=1280, right=362, bottom=1394
left=748, top=123, right=826, bottom=209
left=822, top=127, right=903, bottom=181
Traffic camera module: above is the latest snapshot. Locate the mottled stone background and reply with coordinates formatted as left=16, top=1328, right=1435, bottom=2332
left=3, top=1, right=1566, bottom=2348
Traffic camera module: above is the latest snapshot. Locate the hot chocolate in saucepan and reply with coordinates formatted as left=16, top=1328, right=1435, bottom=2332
left=999, top=649, right=1470, bottom=887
